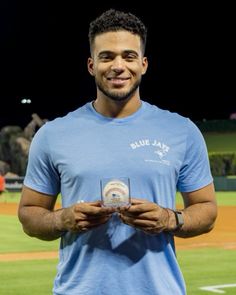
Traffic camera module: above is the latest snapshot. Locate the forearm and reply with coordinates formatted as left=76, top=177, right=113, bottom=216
left=18, top=206, right=66, bottom=241
left=169, top=201, right=217, bottom=238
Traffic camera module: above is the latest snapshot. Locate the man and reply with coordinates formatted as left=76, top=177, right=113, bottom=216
left=18, top=9, right=217, bottom=295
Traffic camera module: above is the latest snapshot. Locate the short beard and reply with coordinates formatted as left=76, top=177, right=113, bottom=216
left=96, top=78, right=141, bottom=102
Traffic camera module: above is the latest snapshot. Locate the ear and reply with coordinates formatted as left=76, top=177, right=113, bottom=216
left=141, top=57, right=148, bottom=75
left=87, top=57, right=95, bottom=76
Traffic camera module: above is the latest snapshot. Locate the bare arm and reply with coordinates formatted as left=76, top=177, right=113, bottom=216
left=119, top=183, right=217, bottom=238
left=174, top=182, right=217, bottom=238
left=18, top=185, right=116, bottom=241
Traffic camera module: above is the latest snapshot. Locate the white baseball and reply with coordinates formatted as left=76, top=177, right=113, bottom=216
left=103, top=180, right=129, bottom=205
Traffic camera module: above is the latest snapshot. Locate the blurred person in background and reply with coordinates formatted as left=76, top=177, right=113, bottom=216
left=0, top=173, right=6, bottom=194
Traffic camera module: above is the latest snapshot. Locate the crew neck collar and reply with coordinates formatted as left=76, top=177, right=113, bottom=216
left=87, top=100, right=146, bottom=124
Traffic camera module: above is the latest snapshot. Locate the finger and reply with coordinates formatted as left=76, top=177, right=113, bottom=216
left=120, top=214, right=155, bottom=228
left=121, top=203, right=157, bottom=215
left=120, top=215, right=165, bottom=234
left=126, top=211, right=159, bottom=220
left=130, top=198, right=149, bottom=205
left=76, top=213, right=113, bottom=221
left=77, top=216, right=111, bottom=230
left=74, top=203, right=116, bottom=216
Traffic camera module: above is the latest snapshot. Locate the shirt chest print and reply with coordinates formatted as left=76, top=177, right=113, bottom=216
left=130, top=139, right=171, bottom=165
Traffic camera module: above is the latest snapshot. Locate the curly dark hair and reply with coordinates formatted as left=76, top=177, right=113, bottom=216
left=88, top=9, right=147, bottom=55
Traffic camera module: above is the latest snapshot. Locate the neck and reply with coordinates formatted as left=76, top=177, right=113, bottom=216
left=93, top=97, right=142, bottom=118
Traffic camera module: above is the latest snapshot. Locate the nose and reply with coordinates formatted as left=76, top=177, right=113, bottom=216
left=110, top=56, right=125, bottom=72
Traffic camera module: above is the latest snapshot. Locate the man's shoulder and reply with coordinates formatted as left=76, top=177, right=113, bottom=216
left=33, top=103, right=91, bottom=139
left=45, top=102, right=90, bottom=126
left=143, top=101, right=189, bottom=123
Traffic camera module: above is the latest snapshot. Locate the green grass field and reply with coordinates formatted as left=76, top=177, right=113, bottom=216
left=203, top=132, right=236, bottom=152
left=178, top=248, right=236, bottom=295
left=0, top=259, right=58, bottom=295
left=0, top=215, right=59, bottom=253
left=2, top=190, right=236, bottom=206
left=0, top=249, right=235, bottom=295
left=176, top=191, right=236, bottom=206
left=0, top=192, right=236, bottom=294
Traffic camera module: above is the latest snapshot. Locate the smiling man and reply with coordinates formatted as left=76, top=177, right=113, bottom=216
left=18, top=9, right=217, bottom=295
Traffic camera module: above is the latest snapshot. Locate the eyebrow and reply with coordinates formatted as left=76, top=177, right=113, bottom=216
left=98, top=50, right=139, bottom=57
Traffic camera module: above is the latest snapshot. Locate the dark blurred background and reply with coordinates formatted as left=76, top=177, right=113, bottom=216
left=0, top=1, right=235, bottom=128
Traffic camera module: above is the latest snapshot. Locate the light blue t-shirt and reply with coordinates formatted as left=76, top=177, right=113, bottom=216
left=24, top=101, right=213, bottom=295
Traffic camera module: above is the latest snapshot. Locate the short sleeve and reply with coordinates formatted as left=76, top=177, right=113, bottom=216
left=177, top=119, right=213, bottom=192
left=23, top=124, right=60, bottom=195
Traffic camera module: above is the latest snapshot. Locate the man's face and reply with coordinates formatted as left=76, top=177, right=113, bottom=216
left=88, top=31, right=148, bottom=101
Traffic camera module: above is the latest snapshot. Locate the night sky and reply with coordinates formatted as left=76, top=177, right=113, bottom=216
left=0, top=1, right=235, bottom=128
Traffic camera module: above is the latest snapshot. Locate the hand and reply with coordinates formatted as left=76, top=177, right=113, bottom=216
left=118, top=198, right=169, bottom=235
left=60, top=201, right=116, bottom=233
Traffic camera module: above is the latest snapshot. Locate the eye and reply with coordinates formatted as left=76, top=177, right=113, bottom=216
left=124, top=52, right=138, bottom=61
left=98, top=53, right=114, bottom=62
left=100, top=56, right=111, bottom=61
